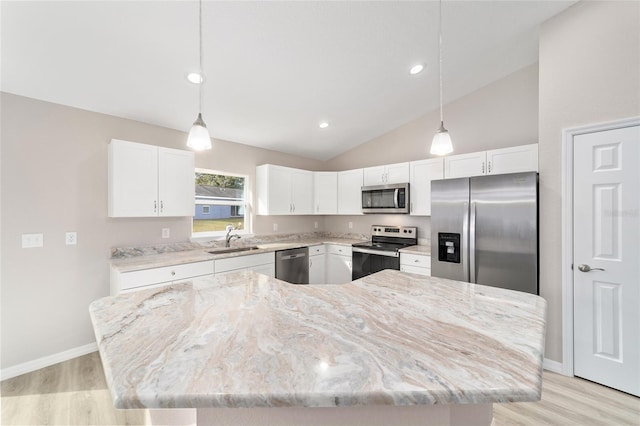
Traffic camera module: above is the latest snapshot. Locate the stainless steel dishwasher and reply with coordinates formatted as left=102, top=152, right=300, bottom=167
left=275, top=247, right=309, bottom=284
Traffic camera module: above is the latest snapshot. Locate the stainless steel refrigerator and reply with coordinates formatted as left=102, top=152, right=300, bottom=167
left=430, top=172, right=538, bottom=295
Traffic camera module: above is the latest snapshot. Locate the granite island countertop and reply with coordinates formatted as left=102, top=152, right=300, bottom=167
left=90, top=269, right=546, bottom=410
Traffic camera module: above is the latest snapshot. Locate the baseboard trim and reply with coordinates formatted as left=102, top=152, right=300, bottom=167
left=543, top=358, right=565, bottom=374
left=1, top=342, right=98, bottom=381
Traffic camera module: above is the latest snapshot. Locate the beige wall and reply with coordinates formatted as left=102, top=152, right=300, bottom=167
left=538, top=0, right=640, bottom=363
left=326, top=63, right=539, bottom=170
left=0, top=93, right=325, bottom=369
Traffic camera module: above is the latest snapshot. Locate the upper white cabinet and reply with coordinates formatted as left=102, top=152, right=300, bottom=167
left=363, top=162, right=410, bottom=186
left=409, top=158, right=444, bottom=216
left=486, top=144, right=538, bottom=175
left=337, top=168, right=363, bottom=215
left=444, top=144, right=538, bottom=179
left=256, top=164, right=314, bottom=215
left=313, top=172, right=338, bottom=214
left=108, top=139, right=194, bottom=217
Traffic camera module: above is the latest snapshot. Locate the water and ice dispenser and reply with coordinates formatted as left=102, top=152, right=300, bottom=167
left=437, top=233, right=460, bottom=263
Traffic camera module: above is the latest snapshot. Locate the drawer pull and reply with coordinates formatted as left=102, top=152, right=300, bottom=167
left=171, top=271, right=176, bottom=276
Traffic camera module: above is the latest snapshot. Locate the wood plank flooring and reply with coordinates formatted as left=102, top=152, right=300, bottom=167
left=1, top=352, right=638, bottom=425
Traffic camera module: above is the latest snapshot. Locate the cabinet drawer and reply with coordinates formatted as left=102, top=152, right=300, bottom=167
left=327, top=245, right=352, bottom=256
left=400, top=265, right=431, bottom=276
left=117, top=261, right=214, bottom=292
left=215, top=252, right=274, bottom=273
left=309, top=245, right=326, bottom=255
left=400, top=253, right=431, bottom=268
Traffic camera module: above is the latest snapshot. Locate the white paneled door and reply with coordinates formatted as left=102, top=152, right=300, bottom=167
left=573, top=125, right=640, bottom=397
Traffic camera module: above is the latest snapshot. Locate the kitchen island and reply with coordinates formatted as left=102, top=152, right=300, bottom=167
left=89, top=269, right=546, bottom=426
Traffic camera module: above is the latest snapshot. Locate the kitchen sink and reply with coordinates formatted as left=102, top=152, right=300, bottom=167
left=207, top=246, right=260, bottom=255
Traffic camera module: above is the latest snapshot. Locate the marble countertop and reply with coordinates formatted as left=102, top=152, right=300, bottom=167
left=399, top=245, right=431, bottom=255
left=111, top=238, right=365, bottom=273
left=90, top=269, right=546, bottom=410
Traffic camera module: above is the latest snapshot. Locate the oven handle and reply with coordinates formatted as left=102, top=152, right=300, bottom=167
left=352, top=247, right=399, bottom=258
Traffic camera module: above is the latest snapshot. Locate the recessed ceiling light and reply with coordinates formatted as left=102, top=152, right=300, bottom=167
left=409, top=64, right=424, bottom=75
left=187, top=72, right=203, bottom=84
left=319, top=122, right=329, bottom=129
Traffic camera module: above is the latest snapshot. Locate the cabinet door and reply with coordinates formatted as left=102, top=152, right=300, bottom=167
left=385, top=162, right=410, bottom=184
left=158, top=147, right=195, bottom=217
left=444, top=152, right=487, bottom=178
left=309, top=254, right=326, bottom=284
left=326, top=253, right=352, bottom=284
left=248, top=263, right=275, bottom=278
left=314, top=172, right=338, bottom=214
left=256, top=165, right=292, bottom=215
left=337, top=169, right=363, bottom=215
left=409, top=158, right=444, bottom=216
left=108, top=139, right=158, bottom=217
left=486, top=144, right=538, bottom=174
left=291, top=168, right=314, bottom=214
left=363, top=166, right=386, bottom=186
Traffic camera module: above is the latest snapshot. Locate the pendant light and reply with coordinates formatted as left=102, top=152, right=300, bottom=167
left=187, top=0, right=212, bottom=151
left=430, top=0, right=453, bottom=156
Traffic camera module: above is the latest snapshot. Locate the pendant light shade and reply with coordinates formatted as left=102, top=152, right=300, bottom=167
left=431, top=121, right=453, bottom=156
left=187, top=0, right=212, bottom=151
left=430, top=0, right=453, bottom=156
left=187, top=113, right=212, bottom=150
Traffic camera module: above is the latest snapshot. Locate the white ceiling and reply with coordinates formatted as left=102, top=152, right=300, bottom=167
left=1, top=1, right=576, bottom=160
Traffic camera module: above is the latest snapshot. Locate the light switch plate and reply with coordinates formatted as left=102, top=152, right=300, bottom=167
left=22, top=233, right=44, bottom=248
left=162, top=228, right=170, bottom=239
left=273, top=223, right=278, bottom=231
left=65, top=232, right=77, bottom=245
left=348, top=222, right=353, bottom=229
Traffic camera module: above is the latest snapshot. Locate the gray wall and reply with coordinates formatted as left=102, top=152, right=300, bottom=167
left=537, top=0, right=640, bottom=363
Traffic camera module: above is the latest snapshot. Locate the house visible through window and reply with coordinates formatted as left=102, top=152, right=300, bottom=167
left=193, top=169, right=247, bottom=236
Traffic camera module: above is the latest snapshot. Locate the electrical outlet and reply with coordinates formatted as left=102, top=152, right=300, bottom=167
left=348, top=222, right=353, bottom=229
left=273, top=223, right=278, bottom=231
left=314, top=221, right=318, bottom=229
left=22, top=233, right=44, bottom=248
left=162, top=228, right=170, bottom=239
left=65, top=232, right=77, bottom=245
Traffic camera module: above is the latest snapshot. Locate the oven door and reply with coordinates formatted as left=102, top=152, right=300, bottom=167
left=352, top=248, right=400, bottom=280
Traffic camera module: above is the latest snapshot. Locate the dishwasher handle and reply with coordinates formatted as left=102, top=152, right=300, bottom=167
left=279, top=253, right=307, bottom=260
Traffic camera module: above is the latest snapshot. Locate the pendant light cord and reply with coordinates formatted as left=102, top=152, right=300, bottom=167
left=438, top=0, right=443, bottom=124
left=198, top=0, right=203, bottom=114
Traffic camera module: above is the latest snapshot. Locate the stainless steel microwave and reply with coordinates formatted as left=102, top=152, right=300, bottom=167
left=361, top=183, right=410, bottom=214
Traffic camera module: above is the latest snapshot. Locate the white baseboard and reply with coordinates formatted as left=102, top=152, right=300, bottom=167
left=1, top=342, right=98, bottom=381
left=543, top=358, right=565, bottom=374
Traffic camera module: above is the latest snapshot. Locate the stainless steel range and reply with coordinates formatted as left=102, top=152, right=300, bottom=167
left=352, top=225, right=417, bottom=280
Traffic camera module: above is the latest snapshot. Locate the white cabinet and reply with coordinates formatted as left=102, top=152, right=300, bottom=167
left=400, top=253, right=431, bottom=276
left=337, top=169, right=363, bottom=215
left=486, top=144, right=538, bottom=175
left=409, top=158, right=444, bottom=216
left=215, top=252, right=275, bottom=277
left=256, top=164, right=314, bottom=215
left=308, top=245, right=326, bottom=284
left=313, top=172, right=337, bottom=214
left=444, top=144, right=538, bottom=179
left=110, top=260, right=214, bottom=295
left=326, top=245, right=352, bottom=284
left=108, top=139, right=195, bottom=217
left=363, top=162, right=410, bottom=186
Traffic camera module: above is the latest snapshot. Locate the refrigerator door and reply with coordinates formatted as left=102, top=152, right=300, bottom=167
left=470, top=172, right=538, bottom=294
left=431, top=178, right=470, bottom=282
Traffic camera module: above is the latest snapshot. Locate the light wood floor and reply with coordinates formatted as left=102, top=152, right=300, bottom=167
left=1, top=352, right=638, bottom=425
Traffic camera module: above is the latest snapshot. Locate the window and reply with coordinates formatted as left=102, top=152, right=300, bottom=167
left=193, top=169, right=248, bottom=237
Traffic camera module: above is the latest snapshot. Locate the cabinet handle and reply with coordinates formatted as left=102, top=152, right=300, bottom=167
left=488, top=161, right=492, bottom=174
left=482, top=162, right=485, bottom=174
left=293, top=204, right=295, bottom=213
left=154, top=200, right=157, bottom=213
left=160, top=200, right=164, bottom=212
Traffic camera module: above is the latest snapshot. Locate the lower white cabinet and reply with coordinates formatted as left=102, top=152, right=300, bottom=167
left=215, top=252, right=275, bottom=277
left=326, top=245, right=352, bottom=284
left=110, top=260, right=214, bottom=295
left=308, top=245, right=326, bottom=284
left=400, top=253, right=431, bottom=276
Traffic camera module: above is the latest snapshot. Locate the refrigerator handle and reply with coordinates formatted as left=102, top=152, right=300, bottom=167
left=462, top=201, right=470, bottom=282
left=470, top=201, right=477, bottom=284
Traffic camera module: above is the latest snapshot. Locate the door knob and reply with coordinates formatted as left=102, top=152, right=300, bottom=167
left=578, top=264, right=605, bottom=272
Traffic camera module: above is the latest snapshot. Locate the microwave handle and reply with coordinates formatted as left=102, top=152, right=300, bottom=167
left=394, top=188, right=399, bottom=208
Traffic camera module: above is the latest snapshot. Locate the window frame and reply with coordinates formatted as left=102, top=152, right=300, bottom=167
left=191, top=168, right=251, bottom=240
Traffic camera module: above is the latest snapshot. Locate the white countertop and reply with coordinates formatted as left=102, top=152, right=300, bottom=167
left=90, top=269, right=546, bottom=410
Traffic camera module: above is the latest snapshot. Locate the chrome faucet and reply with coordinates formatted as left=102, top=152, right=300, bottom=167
left=225, top=224, right=241, bottom=247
